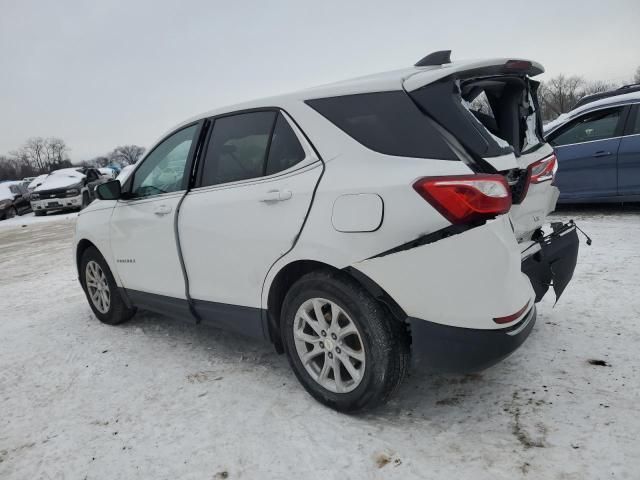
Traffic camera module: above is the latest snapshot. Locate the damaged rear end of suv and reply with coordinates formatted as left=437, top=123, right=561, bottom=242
left=404, top=51, right=580, bottom=303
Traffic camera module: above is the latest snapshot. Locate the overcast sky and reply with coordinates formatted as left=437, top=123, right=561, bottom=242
left=1, top=0, right=639, bottom=161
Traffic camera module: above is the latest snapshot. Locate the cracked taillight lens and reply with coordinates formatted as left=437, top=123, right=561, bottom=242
left=528, top=154, right=557, bottom=184
left=413, top=174, right=512, bottom=225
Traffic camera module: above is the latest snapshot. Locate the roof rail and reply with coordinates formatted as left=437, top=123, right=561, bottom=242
left=618, top=82, right=640, bottom=91
left=415, top=50, right=451, bottom=67
left=574, top=83, right=640, bottom=109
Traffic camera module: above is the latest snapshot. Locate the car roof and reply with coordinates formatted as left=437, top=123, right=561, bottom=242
left=51, top=167, right=85, bottom=175
left=162, top=56, right=543, bottom=138
left=573, top=84, right=640, bottom=109
left=544, top=90, right=640, bottom=135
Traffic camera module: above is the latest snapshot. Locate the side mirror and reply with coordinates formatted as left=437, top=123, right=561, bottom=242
left=96, top=180, right=122, bottom=200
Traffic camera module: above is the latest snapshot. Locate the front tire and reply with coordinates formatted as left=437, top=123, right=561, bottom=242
left=281, top=270, right=409, bottom=412
left=8, top=206, right=17, bottom=218
left=80, top=246, right=135, bottom=325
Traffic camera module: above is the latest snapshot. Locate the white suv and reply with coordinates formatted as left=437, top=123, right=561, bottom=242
left=75, top=52, right=579, bottom=412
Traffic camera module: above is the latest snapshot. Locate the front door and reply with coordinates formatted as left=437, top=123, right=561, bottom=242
left=549, top=106, right=625, bottom=200
left=110, top=123, right=201, bottom=301
left=178, top=111, right=322, bottom=334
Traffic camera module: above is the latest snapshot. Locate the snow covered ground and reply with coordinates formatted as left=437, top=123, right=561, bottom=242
left=1, top=206, right=638, bottom=479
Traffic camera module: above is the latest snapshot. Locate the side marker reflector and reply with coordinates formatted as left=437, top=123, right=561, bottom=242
left=493, top=301, right=530, bottom=324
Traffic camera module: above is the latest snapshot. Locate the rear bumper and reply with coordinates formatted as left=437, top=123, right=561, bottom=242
left=522, top=221, right=580, bottom=302
left=409, top=305, right=536, bottom=373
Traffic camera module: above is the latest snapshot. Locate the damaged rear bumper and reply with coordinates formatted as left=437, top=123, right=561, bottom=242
left=409, top=305, right=536, bottom=373
left=521, top=221, right=580, bottom=302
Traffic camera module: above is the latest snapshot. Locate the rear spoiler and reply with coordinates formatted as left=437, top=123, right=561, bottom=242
left=405, top=57, right=544, bottom=92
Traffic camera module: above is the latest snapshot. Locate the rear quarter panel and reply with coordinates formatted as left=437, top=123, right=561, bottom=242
left=262, top=100, right=475, bottom=307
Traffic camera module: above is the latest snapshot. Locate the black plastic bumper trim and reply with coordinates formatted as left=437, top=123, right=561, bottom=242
left=408, top=306, right=536, bottom=373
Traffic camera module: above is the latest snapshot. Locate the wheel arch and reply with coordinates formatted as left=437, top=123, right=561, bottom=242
left=76, top=238, right=98, bottom=279
left=265, top=259, right=407, bottom=353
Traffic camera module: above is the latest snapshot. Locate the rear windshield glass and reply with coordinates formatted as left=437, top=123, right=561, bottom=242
left=306, top=91, right=457, bottom=160
left=410, top=76, right=544, bottom=159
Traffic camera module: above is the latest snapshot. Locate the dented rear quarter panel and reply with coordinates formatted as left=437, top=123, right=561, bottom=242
left=352, top=215, right=535, bottom=330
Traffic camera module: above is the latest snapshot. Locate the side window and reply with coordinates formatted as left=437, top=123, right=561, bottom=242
left=131, top=124, right=198, bottom=198
left=549, top=107, right=623, bottom=147
left=306, top=91, right=457, bottom=160
left=200, top=111, right=276, bottom=187
left=265, top=114, right=306, bottom=175
left=629, top=105, right=640, bottom=135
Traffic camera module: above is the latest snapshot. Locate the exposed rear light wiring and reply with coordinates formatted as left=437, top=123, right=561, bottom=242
left=413, top=174, right=512, bottom=225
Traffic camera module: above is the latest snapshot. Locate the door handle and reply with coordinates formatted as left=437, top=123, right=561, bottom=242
left=153, top=204, right=172, bottom=216
left=593, top=151, right=612, bottom=158
left=260, top=190, right=292, bottom=202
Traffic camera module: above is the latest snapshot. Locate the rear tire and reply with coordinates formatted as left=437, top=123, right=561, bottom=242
left=80, top=246, right=136, bottom=325
left=281, top=270, right=410, bottom=412
left=34, top=210, right=45, bottom=216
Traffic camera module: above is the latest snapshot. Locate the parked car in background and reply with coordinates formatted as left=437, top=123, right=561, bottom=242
left=27, top=174, right=49, bottom=192
left=0, top=181, right=32, bottom=220
left=99, top=167, right=117, bottom=179
left=30, top=167, right=106, bottom=215
left=116, top=164, right=135, bottom=184
left=75, top=52, right=579, bottom=412
left=544, top=87, right=640, bottom=203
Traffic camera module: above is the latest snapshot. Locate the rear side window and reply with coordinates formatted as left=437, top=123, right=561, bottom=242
left=306, top=91, right=457, bottom=160
left=201, top=112, right=276, bottom=186
left=265, top=114, right=306, bottom=175
left=549, top=107, right=623, bottom=147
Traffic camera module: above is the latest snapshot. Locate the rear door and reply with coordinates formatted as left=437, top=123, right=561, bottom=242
left=179, top=110, right=322, bottom=332
left=547, top=106, right=626, bottom=199
left=617, top=104, right=640, bottom=196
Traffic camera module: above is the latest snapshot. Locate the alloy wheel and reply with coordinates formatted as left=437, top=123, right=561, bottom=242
left=293, top=298, right=366, bottom=393
left=85, top=260, right=111, bottom=314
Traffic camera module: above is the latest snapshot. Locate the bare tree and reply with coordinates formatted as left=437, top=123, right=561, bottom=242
left=109, top=145, right=145, bottom=166
left=90, top=156, right=111, bottom=168
left=44, top=137, right=70, bottom=165
left=20, top=137, right=47, bottom=172
left=635, top=66, right=640, bottom=84
left=538, top=75, right=585, bottom=120
left=582, top=80, right=619, bottom=96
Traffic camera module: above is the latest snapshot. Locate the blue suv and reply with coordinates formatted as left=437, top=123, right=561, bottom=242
left=544, top=86, right=640, bottom=203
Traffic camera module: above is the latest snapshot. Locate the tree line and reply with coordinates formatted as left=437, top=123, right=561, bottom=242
left=0, top=137, right=73, bottom=181
left=0, top=138, right=145, bottom=181
left=537, top=66, right=639, bottom=121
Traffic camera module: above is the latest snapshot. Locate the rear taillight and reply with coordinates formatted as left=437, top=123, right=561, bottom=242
left=528, top=154, right=557, bottom=184
left=413, top=174, right=512, bottom=224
